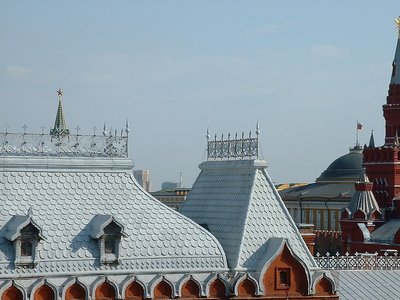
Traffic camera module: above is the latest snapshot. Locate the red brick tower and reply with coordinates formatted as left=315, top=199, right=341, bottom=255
left=363, top=20, right=400, bottom=212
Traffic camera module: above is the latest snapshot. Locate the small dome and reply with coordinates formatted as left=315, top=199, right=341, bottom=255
left=316, top=146, right=363, bottom=183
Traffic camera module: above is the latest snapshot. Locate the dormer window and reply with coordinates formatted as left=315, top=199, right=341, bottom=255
left=89, top=215, right=126, bottom=264
left=4, top=215, right=43, bottom=268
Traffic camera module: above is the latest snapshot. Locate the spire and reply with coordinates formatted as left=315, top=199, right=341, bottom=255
left=391, top=16, right=400, bottom=84
left=369, top=130, right=375, bottom=148
left=50, top=89, right=69, bottom=136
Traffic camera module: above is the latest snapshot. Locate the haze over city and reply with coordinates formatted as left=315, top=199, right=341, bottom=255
left=1, top=1, right=399, bottom=190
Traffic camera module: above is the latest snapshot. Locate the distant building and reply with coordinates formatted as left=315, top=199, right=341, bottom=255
left=133, top=169, right=151, bottom=192
left=280, top=145, right=363, bottom=232
left=161, top=181, right=179, bottom=190
left=151, top=188, right=190, bottom=211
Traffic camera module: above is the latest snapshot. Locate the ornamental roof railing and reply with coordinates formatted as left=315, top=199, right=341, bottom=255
left=315, top=251, right=400, bottom=270
left=0, top=129, right=128, bottom=158
left=206, top=123, right=260, bottom=160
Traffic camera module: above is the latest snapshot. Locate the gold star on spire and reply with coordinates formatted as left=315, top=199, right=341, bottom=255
left=396, top=16, right=400, bottom=32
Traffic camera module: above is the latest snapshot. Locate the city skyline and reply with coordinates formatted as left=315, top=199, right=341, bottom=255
left=1, top=1, right=400, bottom=189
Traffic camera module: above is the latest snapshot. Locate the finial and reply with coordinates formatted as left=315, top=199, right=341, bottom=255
left=206, top=127, right=210, bottom=140
left=93, top=126, right=97, bottom=136
left=125, top=120, right=130, bottom=135
left=256, top=121, right=260, bottom=135
left=396, top=16, right=400, bottom=33
left=22, top=124, right=27, bottom=134
left=102, top=123, right=107, bottom=136
left=75, top=126, right=80, bottom=136
left=109, top=127, right=113, bottom=137
left=57, top=88, right=63, bottom=98
left=27, top=206, right=33, bottom=216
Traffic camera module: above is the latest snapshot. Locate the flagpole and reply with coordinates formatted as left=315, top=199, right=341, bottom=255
left=356, top=120, right=359, bottom=146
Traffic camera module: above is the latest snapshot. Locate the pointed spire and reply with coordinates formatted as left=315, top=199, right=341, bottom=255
left=369, top=130, right=375, bottom=148
left=391, top=17, right=400, bottom=84
left=50, top=89, right=70, bottom=136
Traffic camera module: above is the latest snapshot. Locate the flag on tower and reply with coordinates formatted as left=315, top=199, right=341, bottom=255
left=357, top=122, right=363, bottom=130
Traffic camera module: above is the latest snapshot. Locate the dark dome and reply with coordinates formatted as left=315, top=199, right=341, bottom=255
left=316, top=146, right=363, bottom=183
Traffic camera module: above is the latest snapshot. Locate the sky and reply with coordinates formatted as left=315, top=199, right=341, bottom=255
left=1, top=1, right=400, bottom=190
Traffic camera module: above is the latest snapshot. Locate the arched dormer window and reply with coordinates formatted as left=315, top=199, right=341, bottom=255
left=4, top=215, right=43, bottom=267
left=89, top=215, right=126, bottom=264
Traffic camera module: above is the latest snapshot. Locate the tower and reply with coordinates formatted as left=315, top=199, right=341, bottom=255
left=50, top=88, right=70, bottom=136
left=363, top=18, right=400, bottom=210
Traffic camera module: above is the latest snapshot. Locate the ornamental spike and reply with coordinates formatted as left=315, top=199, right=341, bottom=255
left=125, top=119, right=130, bottom=135
left=256, top=121, right=260, bottom=135
left=206, top=127, right=210, bottom=140
left=102, top=123, right=107, bottom=136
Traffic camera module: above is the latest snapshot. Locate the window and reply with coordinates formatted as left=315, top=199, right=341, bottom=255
left=104, top=236, right=117, bottom=254
left=100, top=221, right=121, bottom=264
left=89, top=215, right=126, bottom=265
left=276, top=268, right=291, bottom=289
left=20, top=239, right=33, bottom=256
left=15, top=223, right=41, bottom=267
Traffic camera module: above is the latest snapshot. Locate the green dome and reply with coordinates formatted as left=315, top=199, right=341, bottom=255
left=316, top=146, right=363, bottom=183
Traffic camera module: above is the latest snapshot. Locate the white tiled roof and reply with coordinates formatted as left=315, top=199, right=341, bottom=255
left=180, top=159, right=317, bottom=271
left=0, top=156, right=227, bottom=278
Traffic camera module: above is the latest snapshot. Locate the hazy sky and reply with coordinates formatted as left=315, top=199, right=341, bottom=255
left=1, top=1, right=399, bottom=190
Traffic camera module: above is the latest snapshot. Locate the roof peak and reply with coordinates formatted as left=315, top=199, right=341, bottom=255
left=391, top=17, right=400, bottom=84
left=50, top=89, right=70, bottom=136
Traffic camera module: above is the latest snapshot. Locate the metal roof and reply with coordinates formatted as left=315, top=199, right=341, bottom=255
left=316, top=146, right=363, bottom=183
left=332, top=270, right=400, bottom=300
left=0, top=155, right=227, bottom=278
left=180, top=159, right=318, bottom=272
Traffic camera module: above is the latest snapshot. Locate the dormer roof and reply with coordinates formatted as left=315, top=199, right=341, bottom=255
left=4, top=215, right=44, bottom=241
left=89, top=215, right=126, bottom=239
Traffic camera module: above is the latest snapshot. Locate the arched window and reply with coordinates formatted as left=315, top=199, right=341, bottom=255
left=125, top=281, right=145, bottom=300
left=1, top=286, right=23, bottom=300
left=154, top=280, right=173, bottom=299
left=95, top=282, right=115, bottom=300
left=181, top=279, right=200, bottom=298
left=65, top=283, right=86, bottom=300
left=237, top=278, right=256, bottom=297
left=89, top=215, right=125, bottom=264
left=34, top=284, right=55, bottom=300
left=209, top=278, right=226, bottom=299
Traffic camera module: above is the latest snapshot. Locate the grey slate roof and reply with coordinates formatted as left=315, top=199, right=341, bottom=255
left=180, top=159, right=318, bottom=272
left=370, top=220, right=400, bottom=244
left=331, top=270, right=400, bottom=300
left=347, top=173, right=380, bottom=219
left=0, top=156, right=227, bottom=278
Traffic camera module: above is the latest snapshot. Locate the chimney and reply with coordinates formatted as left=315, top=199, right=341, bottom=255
left=297, top=223, right=316, bottom=254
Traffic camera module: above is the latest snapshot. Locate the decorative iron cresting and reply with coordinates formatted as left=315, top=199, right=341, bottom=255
left=315, top=251, right=400, bottom=270
left=0, top=129, right=128, bottom=158
left=207, top=123, right=260, bottom=160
